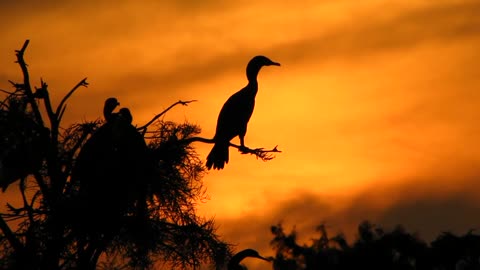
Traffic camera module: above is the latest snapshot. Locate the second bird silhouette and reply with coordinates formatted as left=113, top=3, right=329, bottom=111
left=206, top=55, right=280, bottom=170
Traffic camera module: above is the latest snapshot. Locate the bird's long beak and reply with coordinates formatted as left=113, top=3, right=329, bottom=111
left=270, top=61, right=280, bottom=66
left=255, top=255, right=272, bottom=262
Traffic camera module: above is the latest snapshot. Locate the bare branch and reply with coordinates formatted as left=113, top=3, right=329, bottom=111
left=57, top=104, right=67, bottom=124
left=19, top=178, right=35, bottom=224
left=137, top=100, right=197, bottom=132
left=0, top=215, right=24, bottom=254
left=15, top=40, right=44, bottom=127
left=238, top=145, right=281, bottom=161
left=55, top=78, right=88, bottom=121
left=39, top=79, right=56, bottom=125
left=17, top=39, right=30, bottom=54
left=30, top=190, right=41, bottom=208
left=5, top=203, right=22, bottom=215
left=0, top=89, right=21, bottom=95
left=61, top=122, right=97, bottom=188
left=33, top=172, right=50, bottom=205
left=176, top=136, right=282, bottom=161
left=8, top=80, right=23, bottom=90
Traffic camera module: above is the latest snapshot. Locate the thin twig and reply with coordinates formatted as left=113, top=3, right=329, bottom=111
left=8, top=80, right=23, bottom=89
left=40, top=79, right=56, bottom=126
left=18, top=39, right=29, bottom=54
left=55, top=78, right=88, bottom=121
left=62, top=123, right=96, bottom=189
left=57, top=104, right=67, bottom=124
left=15, top=39, right=44, bottom=127
left=30, top=190, right=41, bottom=209
left=19, top=178, right=35, bottom=224
left=137, top=100, right=197, bottom=132
left=177, top=136, right=282, bottom=161
left=0, top=89, right=20, bottom=95
left=0, top=215, right=24, bottom=254
left=67, top=124, right=95, bottom=158
left=33, top=172, right=49, bottom=205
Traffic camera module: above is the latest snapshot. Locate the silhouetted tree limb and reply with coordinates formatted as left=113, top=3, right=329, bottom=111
left=14, top=39, right=44, bottom=127
left=179, top=136, right=282, bottom=161
left=55, top=78, right=88, bottom=121
left=0, top=216, right=23, bottom=255
left=147, top=131, right=282, bottom=161
left=19, top=178, right=35, bottom=225
left=39, top=80, right=56, bottom=128
left=33, top=172, right=50, bottom=205
left=137, top=99, right=197, bottom=133
left=0, top=88, right=19, bottom=96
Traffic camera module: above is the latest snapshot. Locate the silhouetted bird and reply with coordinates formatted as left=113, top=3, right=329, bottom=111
left=72, top=98, right=151, bottom=235
left=206, top=55, right=280, bottom=170
left=118, top=107, right=133, bottom=124
left=228, top=249, right=270, bottom=270
left=103, top=97, right=120, bottom=122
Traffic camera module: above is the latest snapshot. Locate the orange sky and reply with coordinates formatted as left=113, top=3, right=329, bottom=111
left=1, top=1, right=480, bottom=269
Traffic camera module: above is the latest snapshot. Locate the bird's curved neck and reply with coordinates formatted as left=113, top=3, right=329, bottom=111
left=246, top=65, right=262, bottom=83
left=227, top=257, right=243, bottom=269
left=246, top=68, right=260, bottom=96
left=228, top=250, right=260, bottom=270
left=103, top=109, right=113, bottom=122
left=246, top=80, right=258, bottom=94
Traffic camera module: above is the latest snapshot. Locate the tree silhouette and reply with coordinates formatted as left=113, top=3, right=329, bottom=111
left=0, top=40, right=236, bottom=269
left=270, top=221, right=480, bottom=270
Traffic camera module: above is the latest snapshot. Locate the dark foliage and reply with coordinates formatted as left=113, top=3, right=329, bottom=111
left=0, top=41, right=229, bottom=270
left=270, top=221, right=480, bottom=270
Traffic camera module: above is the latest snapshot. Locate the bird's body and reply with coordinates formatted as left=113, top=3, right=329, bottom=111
left=72, top=98, right=150, bottom=234
left=206, top=55, right=280, bottom=170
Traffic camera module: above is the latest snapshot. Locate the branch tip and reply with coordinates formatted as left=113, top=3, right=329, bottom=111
left=137, top=99, right=197, bottom=132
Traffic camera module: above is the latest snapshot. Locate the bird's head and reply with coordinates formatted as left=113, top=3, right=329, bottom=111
left=249, top=55, right=280, bottom=68
left=104, top=97, right=120, bottom=112
left=246, top=55, right=280, bottom=81
left=118, top=107, right=133, bottom=124
left=245, top=249, right=270, bottom=261
left=103, top=97, right=120, bottom=121
left=227, top=249, right=271, bottom=270
left=231, top=248, right=270, bottom=263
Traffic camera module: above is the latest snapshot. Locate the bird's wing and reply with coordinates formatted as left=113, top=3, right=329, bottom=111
left=215, top=89, right=255, bottom=141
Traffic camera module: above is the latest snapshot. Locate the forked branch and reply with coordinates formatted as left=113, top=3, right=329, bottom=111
left=15, top=39, right=44, bottom=127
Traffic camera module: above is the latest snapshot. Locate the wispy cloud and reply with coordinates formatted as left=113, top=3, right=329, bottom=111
left=217, top=172, right=480, bottom=261
left=1, top=4, right=480, bottom=270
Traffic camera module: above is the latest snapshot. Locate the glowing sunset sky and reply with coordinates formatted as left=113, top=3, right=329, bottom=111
left=1, top=1, right=480, bottom=268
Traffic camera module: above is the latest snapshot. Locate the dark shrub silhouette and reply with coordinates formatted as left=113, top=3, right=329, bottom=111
left=270, top=222, right=480, bottom=270
left=0, top=40, right=230, bottom=270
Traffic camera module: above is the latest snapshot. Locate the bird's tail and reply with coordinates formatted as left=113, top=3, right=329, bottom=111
left=206, top=142, right=229, bottom=170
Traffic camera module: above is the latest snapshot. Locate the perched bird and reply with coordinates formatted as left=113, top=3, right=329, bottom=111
left=206, top=55, right=280, bottom=170
left=228, top=249, right=270, bottom=270
left=72, top=98, right=150, bottom=235
left=103, top=97, right=120, bottom=122
left=118, top=107, right=133, bottom=124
